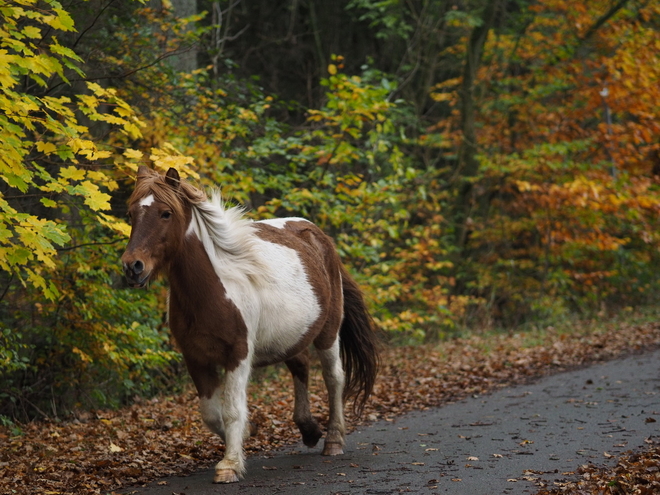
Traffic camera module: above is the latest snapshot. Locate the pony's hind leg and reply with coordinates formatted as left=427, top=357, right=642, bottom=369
left=285, top=350, right=323, bottom=448
left=316, top=337, right=346, bottom=456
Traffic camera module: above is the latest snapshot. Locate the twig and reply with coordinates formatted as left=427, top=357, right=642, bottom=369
left=56, top=238, right=124, bottom=252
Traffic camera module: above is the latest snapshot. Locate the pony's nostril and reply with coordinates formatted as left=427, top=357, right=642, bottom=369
left=132, top=260, right=144, bottom=275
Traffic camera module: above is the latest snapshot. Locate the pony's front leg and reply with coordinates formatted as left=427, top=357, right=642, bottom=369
left=183, top=357, right=227, bottom=441
left=213, top=358, right=252, bottom=483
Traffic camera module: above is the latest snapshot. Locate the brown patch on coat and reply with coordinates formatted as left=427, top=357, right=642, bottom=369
left=167, top=232, right=249, bottom=397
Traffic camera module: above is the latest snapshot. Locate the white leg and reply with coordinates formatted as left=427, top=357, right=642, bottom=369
left=213, top=359, right=252, bottom=483
left=200, top=384, right=226, bottom=441
left=317, top=338, right=346, bottom=455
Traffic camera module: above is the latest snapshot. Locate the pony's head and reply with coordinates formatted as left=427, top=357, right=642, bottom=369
left=121, top=166, right=205, bottom=288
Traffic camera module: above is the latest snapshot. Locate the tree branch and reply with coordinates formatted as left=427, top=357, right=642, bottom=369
left=579, top=0, right=629, bottom=42
left=72, top=0, right=119, bottom=49
left=56, top=238, right=124, bottom=252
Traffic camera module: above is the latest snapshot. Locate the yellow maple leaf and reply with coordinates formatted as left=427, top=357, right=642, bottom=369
left=59, top=166, right=86, bottom=181
left=36, top=141, right=57, bottom=154
left=123, top=148, right=143, bottom=160
left=80, top=181, right=111, bottom=211
left=98, top=213, right=131, bottom=237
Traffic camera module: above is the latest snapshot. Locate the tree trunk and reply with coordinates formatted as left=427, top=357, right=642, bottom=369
left=454, top=0, right=501, bottom=248
left=169, top=0, right=198, bottom=72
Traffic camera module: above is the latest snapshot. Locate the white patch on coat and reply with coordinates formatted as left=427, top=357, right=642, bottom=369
left=189, top=195, right=321, bottom=359
left=189, top=194, right=321, bottom=359
left=139, top=194, right=155, bottom=207
left=252, top=236, right=322, bottom=359
left=218, top=235, right=322, bottom=361
left=257, top=217, right=310, bottom=229
left=185, top=218, right=195, bottom=237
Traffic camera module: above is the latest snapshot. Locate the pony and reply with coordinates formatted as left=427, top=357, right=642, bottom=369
left=121, top=166, right=379, bottom=483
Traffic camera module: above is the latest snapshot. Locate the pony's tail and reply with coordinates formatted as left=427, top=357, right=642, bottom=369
left=339, top=264, right=380, bottom=417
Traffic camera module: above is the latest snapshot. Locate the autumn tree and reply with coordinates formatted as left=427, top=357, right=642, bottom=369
left=0, top=0, right=200, bottom=419
left=435, top=0, right=660, bottom=324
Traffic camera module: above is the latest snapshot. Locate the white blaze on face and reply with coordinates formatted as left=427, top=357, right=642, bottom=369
left=133, top=193, right=155, bottom=223
left=139, top=194, right=155, bottom=207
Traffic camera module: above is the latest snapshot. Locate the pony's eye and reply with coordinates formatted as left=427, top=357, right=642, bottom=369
left=161, top=211, right=172, bottom=220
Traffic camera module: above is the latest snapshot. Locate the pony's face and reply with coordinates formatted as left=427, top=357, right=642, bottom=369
left=121, top=167, right=188, bottom=288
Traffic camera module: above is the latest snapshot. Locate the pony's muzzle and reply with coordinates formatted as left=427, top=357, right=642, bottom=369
left=129, top=259, right=144, bottom=275
left=122, top=259, right=149, bottom=288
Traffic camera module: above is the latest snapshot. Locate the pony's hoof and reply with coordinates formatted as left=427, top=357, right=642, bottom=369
left=213, top=469, right=239, bottom=483
left=301, top=423, right=323, bottom=448
left=321, top=442, right=344, bottom=456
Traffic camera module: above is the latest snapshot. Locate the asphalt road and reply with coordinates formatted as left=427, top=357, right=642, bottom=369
left=127, top=348, right=660, bottom=495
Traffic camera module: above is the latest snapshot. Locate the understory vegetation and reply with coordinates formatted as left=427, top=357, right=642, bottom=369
left=1, top=0, right=659, bottom=420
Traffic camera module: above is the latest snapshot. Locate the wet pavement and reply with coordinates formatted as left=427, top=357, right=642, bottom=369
left=127, top=348, right=660, bottom=494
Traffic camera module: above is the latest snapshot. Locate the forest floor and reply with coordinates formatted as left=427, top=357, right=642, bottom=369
left=2, top=314, right=660, bottom=495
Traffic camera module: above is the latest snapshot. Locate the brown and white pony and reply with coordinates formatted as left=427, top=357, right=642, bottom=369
left=121, top=167, right=379, bottom=483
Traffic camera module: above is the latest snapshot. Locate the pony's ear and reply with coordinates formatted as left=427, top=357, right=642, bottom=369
left=165, top=168, right=180, bottom=189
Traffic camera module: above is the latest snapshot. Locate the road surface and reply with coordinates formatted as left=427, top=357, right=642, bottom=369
left=127, top=348, right=660, bottom=494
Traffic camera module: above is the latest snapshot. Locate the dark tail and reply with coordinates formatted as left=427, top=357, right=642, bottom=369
left=339, top=264, right=380, bottom=416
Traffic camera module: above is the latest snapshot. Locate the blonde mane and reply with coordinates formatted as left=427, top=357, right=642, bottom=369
left=190, top=191, right=272, bottom=288
left=130, top=168, right=271, bottom=287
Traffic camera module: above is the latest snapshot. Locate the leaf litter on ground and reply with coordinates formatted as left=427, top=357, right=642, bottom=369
left=2, top=318, right=660, bottom=494
left=535, top=439, right=660, bottom=494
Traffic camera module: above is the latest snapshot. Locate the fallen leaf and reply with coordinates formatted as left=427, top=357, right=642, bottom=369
left=109, top=442, right=123, bottom=453
left=4, top=321, right=660, bottom=495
